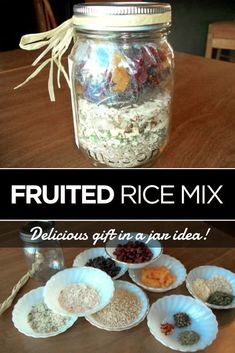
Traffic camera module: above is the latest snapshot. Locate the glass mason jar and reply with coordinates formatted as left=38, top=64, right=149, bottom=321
left=19, top=221, right=64, bottom=283
left=69, top=2, right=174, bottom=168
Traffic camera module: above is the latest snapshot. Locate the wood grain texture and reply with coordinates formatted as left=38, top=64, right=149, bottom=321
left=0, top=50, right=40, bottom=72
left=0, top=221, right=234, bottom=353
left=0, top=52, right=235, bottom=167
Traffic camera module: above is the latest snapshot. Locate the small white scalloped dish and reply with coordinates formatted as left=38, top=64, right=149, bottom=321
left=12, top=287, right=78, bottom=338
left=86, top=280, right=149, bottom=331
left=147, top=294, right=218, bottom=352
left=73, top=247, right=128, bottom=280
left=186, top=265, right=235, bottom=309
left=105, top=234, right=162, bottom=269
left=44, top=267, right=115, bottom=317
left=129, top=254, right=186, bottom=292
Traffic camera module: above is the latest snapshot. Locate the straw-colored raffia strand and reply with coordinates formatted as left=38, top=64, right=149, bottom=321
left=0, top=254, right=44, bottom=315
left=14, top=18, right=74, bottom=102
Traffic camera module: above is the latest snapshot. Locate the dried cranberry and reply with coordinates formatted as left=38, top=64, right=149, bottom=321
left=113, top=241, right=153, bottom=263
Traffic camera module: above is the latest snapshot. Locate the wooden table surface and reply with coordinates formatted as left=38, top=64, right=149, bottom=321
left=0, top=221, right=234, bottom=353
left=0, top=51, right=235, bottom=167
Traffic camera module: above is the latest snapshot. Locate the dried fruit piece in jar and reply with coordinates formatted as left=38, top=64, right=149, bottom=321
left=112, top=52, right=130, bottom=93
left=75, top=80, right=83, bottom=95
left=112, top=66, right=130, bottom=92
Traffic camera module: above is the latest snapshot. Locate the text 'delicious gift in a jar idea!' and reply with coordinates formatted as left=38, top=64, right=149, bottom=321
left=16, top=2, right=174, bottom=168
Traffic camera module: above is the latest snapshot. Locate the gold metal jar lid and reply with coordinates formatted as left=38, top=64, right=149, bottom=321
left=73, top=2, right=171, bottom=31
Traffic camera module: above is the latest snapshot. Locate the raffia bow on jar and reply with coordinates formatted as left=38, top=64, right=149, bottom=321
left=15, top=3, right=174, bottom=168
left=14, top=18, right=74, bottom=101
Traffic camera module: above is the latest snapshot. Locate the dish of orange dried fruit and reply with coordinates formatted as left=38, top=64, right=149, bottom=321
left=140, top=266, right=176, bottom=288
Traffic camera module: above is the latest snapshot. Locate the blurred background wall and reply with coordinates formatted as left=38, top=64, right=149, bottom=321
left=167, top=0, right=235, bottom=56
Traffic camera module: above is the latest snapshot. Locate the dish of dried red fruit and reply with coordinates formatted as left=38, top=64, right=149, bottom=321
left=113, top=241, right=153, bottom=264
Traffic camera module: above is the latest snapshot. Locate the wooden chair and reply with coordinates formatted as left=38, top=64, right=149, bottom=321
left=205, top=21, right=235, bottom=61
left=33, top=0, right=57, bottom=32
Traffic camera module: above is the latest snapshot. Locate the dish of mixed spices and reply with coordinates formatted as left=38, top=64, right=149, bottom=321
left=147, top=294, right=218, bottom=351
left=187, top=266, right=235, bottom=309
